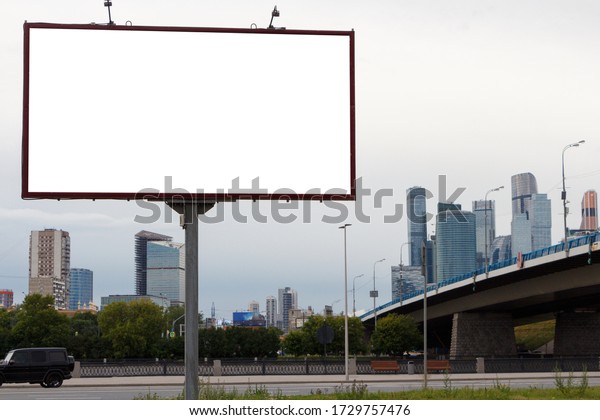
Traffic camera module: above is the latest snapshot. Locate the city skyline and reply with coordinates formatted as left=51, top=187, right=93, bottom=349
left=1, top=1, right=600, bottom=318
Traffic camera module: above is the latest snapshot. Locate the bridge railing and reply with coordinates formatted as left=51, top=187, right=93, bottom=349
left=361, top=232, right=600, bottom=320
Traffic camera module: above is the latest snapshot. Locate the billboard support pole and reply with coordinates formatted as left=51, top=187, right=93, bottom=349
left=167, top=200, right=215, bottom=400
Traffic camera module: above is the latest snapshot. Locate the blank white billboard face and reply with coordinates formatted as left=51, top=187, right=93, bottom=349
left=23, top=24, right=355, bottom=200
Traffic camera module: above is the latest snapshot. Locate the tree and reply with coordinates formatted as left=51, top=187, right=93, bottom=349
left=11, top=294, right=70, bottom=349
left=98, top=300, right=164, bottom=358
left=370, top=313, right=422, bottom=356
left=282, top=329, right=310, bottom=357
left=0, top=309, right=17, bottom=355
left=67, top=312, right=106, bottom=359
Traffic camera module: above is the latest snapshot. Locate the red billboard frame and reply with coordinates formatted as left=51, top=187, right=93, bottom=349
left=22, top=22, right=356, bottom=202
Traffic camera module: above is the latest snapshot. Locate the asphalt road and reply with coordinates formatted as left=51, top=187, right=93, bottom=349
left=1, top=372, right=599, bottom=399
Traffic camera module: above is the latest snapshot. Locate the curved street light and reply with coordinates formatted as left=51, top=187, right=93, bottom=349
left=484, top=186, right=504, bottom=277
left=352, top=274, right=364, bottom=317
left=562, top=140, right=585, bottom=254
left=399, top=242, right=411, bottom=305
left=372, top=258, right=385, bottom=329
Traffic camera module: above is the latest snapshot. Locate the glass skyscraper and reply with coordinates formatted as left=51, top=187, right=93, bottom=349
left=68, top=268, right=93, bottom=310
left=407, top=187, right=428, bottom=267
left=491, top=235, right=512, bottom=264
left=435, top=203, right=476, bottom=282
left=391, top=265, right=425, bottom=299
left=146, top=240, right=185, bottom=306
left=135, top=231, right=173, bottom=296
left=531, top=193, right=552, bottom=250
left=511, top=172, right=538, bottom=217
left=511, top=214, right=532, bottom=254
left=511, top=173, right=551, bottom=256
left=472, top=199, right=495, bottom=268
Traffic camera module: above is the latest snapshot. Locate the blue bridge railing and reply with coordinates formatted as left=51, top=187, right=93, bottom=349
left=361, top=232, right=600, bottom=320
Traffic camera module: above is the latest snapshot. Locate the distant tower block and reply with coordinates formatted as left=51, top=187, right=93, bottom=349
left=580, top=190, right=598, bottom=231
left=29, top=229, right=70, bottom=310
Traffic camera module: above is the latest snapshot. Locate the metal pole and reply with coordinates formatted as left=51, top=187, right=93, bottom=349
left=484, top=186, right=503, bottom=277
left=339, top=224, right=351, bottom=381
left=167, top=200, right=214, bottom=400
left=423, top=273, right=427, bottom=389
left=184, top=203, right=199, bottom=400
left=352, top=274, right=363, bottom=318
left=399, top=242, right=410, bottom=305
left=372, top=258, right=385, bottom=330
left=562, top=140, right=585, bottom=256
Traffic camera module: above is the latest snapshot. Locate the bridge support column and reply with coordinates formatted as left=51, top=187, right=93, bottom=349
left=554, top=311, right=600, bottom=356
left=449, top=312, right=517, bottom=358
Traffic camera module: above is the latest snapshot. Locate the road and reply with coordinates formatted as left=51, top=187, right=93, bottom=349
left=1, top=372, right=599, bottom=399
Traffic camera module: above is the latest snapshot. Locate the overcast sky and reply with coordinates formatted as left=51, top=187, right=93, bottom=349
left=1, top=1, right=599, bottom=319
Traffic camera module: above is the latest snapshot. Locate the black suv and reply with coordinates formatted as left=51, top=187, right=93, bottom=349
left=0, top=347, right=75, bottom=388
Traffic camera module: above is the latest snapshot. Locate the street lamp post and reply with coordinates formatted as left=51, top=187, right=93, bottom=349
left=339, top=224, right=351, bottom=381
left=352, top=274, right=364, bottom=317
left=484, top=186, right=504, bottom=277
left=372, top=258, right=385, bottom=329
left=562, top=140, right=585, bottom=255
left=399, top=242, right=411, bottom=305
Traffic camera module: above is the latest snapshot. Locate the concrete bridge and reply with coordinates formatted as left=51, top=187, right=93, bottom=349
left=360, top=233, right=600, bottom=358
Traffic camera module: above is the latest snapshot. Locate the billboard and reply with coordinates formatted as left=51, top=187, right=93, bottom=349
left=22, top=23, right=355, bottom=201
left=232, top=311, right=266, bottom=327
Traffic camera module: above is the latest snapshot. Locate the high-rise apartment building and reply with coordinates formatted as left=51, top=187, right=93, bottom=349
left=472, top=199, right=496, bottom=268
left=134, top=231, right=174, bottom=296
left=277, top=287, right=297, bottom=334
left=68, top=268, right=93, bottom=310
left=581, top=190, right=598, bottom=231
left=406, top=187, right=428, bottom=267
left=29, top=229, right=70, bottom=309
left=266, top=296, right=277, bottom=328
left=248, top=300, right=260, bottom=314
left=0, top=290, right=14, bottom=308
left=435, top=203, right=476, bottom=282
left=146, top=239, right=185, bottom=306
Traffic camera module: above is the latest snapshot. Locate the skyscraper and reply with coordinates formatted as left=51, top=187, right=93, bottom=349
left=146, top=240, right=185, bottom=306
left=511, top=173, right=551, bottom=255
left=277, top=287, right=297, bottom=334
left=472, top=199, right=496, bottom=268
left=511, top=214, right=532, bottom=254
left=511, top=172, right=538, bottom=217
left=581, top=190, right=598, bottom=231
left=135, top=231, right=173, bottom=296
left=68, top=268, right=93, bottom=310
left=435, top=203, right=476, bottom=282
left=530, top=193, right=552, bottom=250
left=29, top=229, right=70, bottom=309
left=406, top=187, right=428, bottom=266
left=266, top=296, right=277, bottom=328
left=391, top=265, right=425, bottom=299
left=248, top=300, right=260, bottom=314
left=490, top=235, right=512, bottom=264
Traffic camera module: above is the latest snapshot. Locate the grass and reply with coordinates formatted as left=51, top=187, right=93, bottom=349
left=136, top=371, right=600, bottom=400
left=514, top=320, right=555, bottom=352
